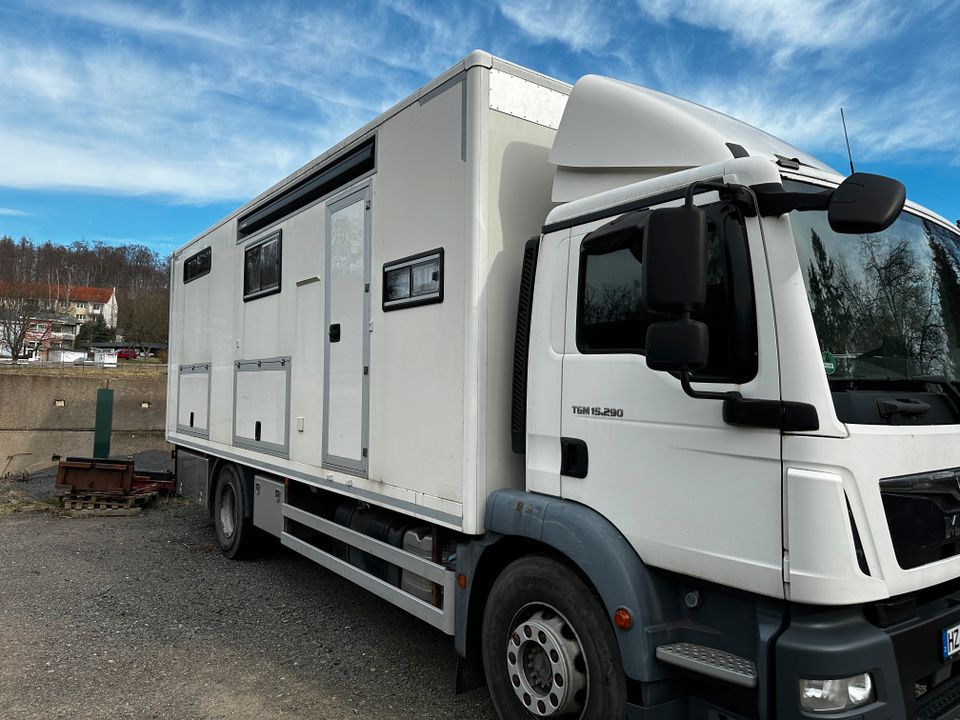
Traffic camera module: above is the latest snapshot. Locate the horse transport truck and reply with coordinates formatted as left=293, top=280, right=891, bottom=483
left=167, top=51, right=960, bottom=720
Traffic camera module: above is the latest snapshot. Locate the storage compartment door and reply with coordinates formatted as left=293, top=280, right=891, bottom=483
left=324, top=186, right=370, bottom=475
left=177, top=363, right=210, bottom=437
left=234, top=357, right=290, bottom=457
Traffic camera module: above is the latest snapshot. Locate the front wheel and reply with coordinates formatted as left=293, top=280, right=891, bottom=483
left=481, top=555, right=627, bottom=719
left=213, top=464, right=254, bottom=560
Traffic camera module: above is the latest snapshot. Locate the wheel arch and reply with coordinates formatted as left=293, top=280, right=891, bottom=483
left=209, top=458, right=255, bottom=520
left=456, top=489, right=669, bottom=683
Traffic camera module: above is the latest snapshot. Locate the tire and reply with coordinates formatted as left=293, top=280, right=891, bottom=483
left=481, top=555, right=627, bottom=720
left=213, top=464, right=254, bottom=560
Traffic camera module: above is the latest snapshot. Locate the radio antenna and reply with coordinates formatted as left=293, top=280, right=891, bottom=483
left=840, top=107, right=855, bottom=174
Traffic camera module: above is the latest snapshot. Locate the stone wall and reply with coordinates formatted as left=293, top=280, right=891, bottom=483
left=0, top=369, right=168, bottom=475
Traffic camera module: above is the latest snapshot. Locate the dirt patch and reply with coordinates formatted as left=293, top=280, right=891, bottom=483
left=0, top=494, right=495, bottom=720
left=0, top=472, right=61, bottom=516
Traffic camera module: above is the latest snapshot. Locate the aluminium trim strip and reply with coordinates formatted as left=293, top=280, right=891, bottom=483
left=280, top=532, right=455, bottom=635
left=283, top=504, right=451, bottom=583
left=171, top=436, right=463, bottom=527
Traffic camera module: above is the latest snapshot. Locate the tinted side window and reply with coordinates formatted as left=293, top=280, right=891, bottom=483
left=579, top=246, right=651, bottom=353
left=243, top=231, right=282, bottom=301
left=577, top=202, right=757, bottom=383
left=184, top=247, right=211, bottom=284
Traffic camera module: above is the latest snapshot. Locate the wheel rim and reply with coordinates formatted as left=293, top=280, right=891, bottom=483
left=219, top=482, right=237, bottom=539
left=505, top=604, right=588, bottom=717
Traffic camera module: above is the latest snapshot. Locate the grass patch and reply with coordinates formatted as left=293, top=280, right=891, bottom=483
left=0, top=363, right=166, bottom=377
left=0, top=474, right=62, bottom=516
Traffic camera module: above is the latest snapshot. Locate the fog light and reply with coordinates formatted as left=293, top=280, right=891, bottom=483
left=799, top=673, right=875, bottom=712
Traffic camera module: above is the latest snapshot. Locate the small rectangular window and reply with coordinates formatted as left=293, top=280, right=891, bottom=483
left=184, top=247, right=212, bottom=284
left=383, top=248, right=443, bottom=311
left=243, top=231, right=282, bottom=301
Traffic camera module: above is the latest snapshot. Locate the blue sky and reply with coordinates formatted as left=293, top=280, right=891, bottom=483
left=0, top=0, right=958, bottom=256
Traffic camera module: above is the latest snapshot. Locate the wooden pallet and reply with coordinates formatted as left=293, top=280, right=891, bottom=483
left=61, top=491, right=157, bottom=516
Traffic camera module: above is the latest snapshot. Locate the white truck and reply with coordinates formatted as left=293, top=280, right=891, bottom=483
left=167, top=51, right=960, bottom=720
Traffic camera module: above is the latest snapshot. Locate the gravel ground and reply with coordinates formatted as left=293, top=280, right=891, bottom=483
left=0, top=460, right=495, bottom=720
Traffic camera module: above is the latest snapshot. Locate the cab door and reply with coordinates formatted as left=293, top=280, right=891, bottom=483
left=559, top=194, right=785, bottom=597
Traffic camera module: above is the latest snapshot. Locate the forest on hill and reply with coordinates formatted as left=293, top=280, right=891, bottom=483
left=0, top=234, right=169, bottom=344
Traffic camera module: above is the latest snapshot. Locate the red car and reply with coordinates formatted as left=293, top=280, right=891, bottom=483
left=116, top=348, right=137, bottom=360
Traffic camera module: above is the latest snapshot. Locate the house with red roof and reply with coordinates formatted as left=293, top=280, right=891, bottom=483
left=0, top=283, right=117, bottom=358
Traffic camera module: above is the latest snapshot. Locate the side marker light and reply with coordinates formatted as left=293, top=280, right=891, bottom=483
left=614, top=607, right=633, bottom=630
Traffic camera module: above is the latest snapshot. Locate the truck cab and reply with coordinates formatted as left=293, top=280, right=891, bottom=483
left=490, top=74, right=960, bottom=719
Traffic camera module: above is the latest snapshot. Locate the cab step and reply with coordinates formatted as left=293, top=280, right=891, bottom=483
left=656, top=642, right=757, bottom=687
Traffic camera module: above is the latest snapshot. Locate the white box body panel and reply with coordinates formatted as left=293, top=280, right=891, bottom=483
left=167, top=57, right=570, bottom=533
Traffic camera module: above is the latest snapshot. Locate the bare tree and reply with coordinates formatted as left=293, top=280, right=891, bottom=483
left=0, top=279, right=52, bottom=361
left=120, top=288, right=169, bottom=347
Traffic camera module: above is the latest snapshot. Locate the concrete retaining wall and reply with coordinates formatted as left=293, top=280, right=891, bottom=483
left=0, top=370, right=168, bottom=475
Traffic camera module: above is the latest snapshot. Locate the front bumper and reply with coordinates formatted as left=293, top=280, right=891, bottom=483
left=777, top=584, right=960, bottom=719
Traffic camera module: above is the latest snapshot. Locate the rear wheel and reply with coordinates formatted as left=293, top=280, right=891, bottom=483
left=481, top=555, right=627, bottom=719
left=213, top=464, right=253, bottom=559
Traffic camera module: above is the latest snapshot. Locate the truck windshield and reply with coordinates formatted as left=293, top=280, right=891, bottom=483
left=788, top=179, right=960, bottom=424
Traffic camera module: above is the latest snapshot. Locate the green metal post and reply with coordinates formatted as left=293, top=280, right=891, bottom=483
left=93, top=388, right=114, bottom=459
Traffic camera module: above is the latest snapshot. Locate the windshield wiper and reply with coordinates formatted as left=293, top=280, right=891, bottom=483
left=828, top=375, right=960, bottom=423
left=877, top=398, right=931, bottom=419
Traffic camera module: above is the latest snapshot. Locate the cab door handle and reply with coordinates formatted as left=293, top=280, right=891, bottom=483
left=560, top=437, right=588, bottom=478
left=329, top=323, right=341, bottom=342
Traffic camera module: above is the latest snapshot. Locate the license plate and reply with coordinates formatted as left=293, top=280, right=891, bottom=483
left=943, top=624, right=960, bottom=659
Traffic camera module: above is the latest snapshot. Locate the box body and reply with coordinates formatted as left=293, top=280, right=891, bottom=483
left=166, top=54, right=570, bottom=533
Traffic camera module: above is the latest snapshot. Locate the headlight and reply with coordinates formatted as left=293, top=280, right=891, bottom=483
left=799, top=673, right=875, bottom=712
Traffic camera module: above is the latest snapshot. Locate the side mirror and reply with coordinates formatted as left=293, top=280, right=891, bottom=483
left=642, top=206, right=707, bottom=313
left=646, top=319, right=708, bottom=371
left=828, top=172, right=906, bottom=234
left=642, top=206, right=709, bottom=373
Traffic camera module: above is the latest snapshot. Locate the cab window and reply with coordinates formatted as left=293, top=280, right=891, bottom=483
left=577, top=201, right=758, bottom=383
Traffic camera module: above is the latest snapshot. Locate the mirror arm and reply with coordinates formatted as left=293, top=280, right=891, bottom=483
left=679, top=370, right=742, bottom=402
left=684, top=180, right=740, bottom=208
left=684, top=180, right=760, bottom=217
left=752, top=185, right=832, bottom=217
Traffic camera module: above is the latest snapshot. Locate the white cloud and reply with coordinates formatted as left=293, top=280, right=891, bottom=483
left=496, top=0, right=615, bottom=53
left=0, top=0, right=957, bottom=214
left=34, top=0, right=245, bottom=48
left=0, top=1, right=476, bottom=203
left=651, top=69, right=960, bottom=174
left=637, top=0, right=910, bottom=59
left=0, top=208, right=30, bottom=217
